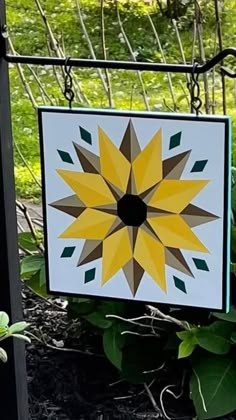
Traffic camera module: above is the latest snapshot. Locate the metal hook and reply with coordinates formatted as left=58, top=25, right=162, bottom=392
left=63, top=57, right=74, bottom=109
left=221, top=66, right=236, bottom=78
left=189, top=61, right=202, bottom=116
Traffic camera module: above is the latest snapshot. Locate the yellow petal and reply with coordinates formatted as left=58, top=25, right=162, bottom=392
left=57, top=170, right=116, bottom=207
left=60, top=209, right=116, bottom=240
left=148, top=179, right=209, bottom=213
left=134, top=228, right=166, bottom=292
left=148, top=214, right=209, bottom=252
left=132, top=129, right=162, bottom=194
left=99, top=127, right=130, bottom=192
left=102, top=227, right=132, bottom=284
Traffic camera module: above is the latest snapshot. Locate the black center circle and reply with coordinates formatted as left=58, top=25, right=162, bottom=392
left=117, top=194, right=147, bottom=227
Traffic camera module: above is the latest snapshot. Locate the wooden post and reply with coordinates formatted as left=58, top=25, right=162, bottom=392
left=0, top=1, right=29, bottom=418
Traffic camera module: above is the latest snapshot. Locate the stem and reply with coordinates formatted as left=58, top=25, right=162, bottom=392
left=75, top=0, right=109, bottom=101
left=212, top=24, right=218, bottom=114
left=14, top=141, right=42, bottom=188
left=156, top=0, right=165, bottom=16
left=8, top=38, right=37, bottom=109
left=147, top=13, right=176, bottom=110
left=172, top=19, right=190, bottom=85
left=214, top=0, right=226, bottom=114
left=16, top=201, right=44, bottom=253
left=106, top=314, right=164, bottom=330
left=35, top=0, right=88, bottom=105
left=116, top=1, right=150, bottom=110
left=27, top=331, right=104, bottom=357
left=146, top=305, right=189, bottom=329
left=27, top=65, right=55, bottom=105
left=144, top=382, right=163, bottom=415
left=100, top=0, right=114, bottom=108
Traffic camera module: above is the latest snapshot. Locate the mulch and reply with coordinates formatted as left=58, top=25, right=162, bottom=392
left=22, top=285, right=236, bottom=420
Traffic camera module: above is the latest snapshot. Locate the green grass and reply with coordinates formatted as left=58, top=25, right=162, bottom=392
left=7, top=0, right=236, bottom=198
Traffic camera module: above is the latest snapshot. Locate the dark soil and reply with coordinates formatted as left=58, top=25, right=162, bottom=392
left=23, top=286, right=236, bottom=420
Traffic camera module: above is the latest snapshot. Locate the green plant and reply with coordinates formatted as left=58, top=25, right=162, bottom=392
left=174, top=310, right=236, bottom=419
left=0, top=311, right=30, bottom=363
left=68, top=297, right=167, bottom=383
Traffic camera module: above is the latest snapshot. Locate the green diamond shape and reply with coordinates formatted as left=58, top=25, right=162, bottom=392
left=79, top=126, right=92, bottom=145
left=191, top=160, right=208, bottom=172
left=169, top=132, right=182, bottom=150
left=61, top=246, right=76, bottom=258
left=173, top=276, right=187, bottom=293
left=57, top=150, right=74, bottom=164
left=192, top=258, right=209, bottom=271
left=84, top=267, right=96, bottom=283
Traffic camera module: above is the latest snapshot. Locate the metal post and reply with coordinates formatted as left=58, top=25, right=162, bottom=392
left=0, top=1, right=29, bottom=419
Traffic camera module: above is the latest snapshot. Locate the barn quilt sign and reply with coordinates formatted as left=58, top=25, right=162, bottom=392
left=39, top=108, right=231, bottom=311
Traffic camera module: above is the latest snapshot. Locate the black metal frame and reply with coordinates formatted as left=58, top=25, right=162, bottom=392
left=0, top=3, right=29, bottom=420
left=0, top=2, right=236, bottom=418
left=2, top=47, right=236, bottom=76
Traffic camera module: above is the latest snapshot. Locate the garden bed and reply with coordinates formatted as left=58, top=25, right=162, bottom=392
left=23, top=285, right=194, bottom=420
left=23, top=285, right=236, bottom=420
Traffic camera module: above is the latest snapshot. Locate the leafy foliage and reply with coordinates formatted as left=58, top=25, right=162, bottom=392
left=20, top=253, right=47, bottom=296
left=191, top=356, right=236, bottom=419
left=0, top=311, right=30, bottom=363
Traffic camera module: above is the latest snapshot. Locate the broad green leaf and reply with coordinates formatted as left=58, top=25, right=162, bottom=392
left=0, top=312, right=9, bottom=327
left=9, top=322, right=30, bottom=334
left=18, top=232, right=38, bottom=252
left=208, top=321, right=235, bottom=339
left=26, top=271, right=48, bottom=298
left=20, top=255, right=44, bottom=279
left=230, top=331, right=236, bottom=343
left=212, top=306, right=236, bottom=322
left=68, top=298, right=96, bottom=316
left=195, top=329, right=230, bottom=355
left=194, top=322, right=233, bottom=355
left=98, top=301, right=126, bottom=316
left=231, top=262, right=236, bottom=272
left=178, top=339, right=196, bottom=358
left=191, top=356, right=236, bottom=419
left=39, top=263, right=46, bottom=287
left=176, top=330, right=194, bottom=341
left=85, top=311, right=112, bottom=329
left=84, top=301, right=125, bottom=329
left=103, top=325, right=125, bottom=370
left=0, top=347, right=8, bottom=363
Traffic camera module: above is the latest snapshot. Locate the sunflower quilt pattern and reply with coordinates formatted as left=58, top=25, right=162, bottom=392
left=39, top=109, right=231, bottom=311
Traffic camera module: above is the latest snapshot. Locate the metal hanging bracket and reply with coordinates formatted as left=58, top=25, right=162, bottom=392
left=0, top=42, right=236, bottom=76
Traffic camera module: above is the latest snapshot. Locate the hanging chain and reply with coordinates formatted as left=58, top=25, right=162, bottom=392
left=63, top=57, right=75, bottom=109
left=188, top=61, right=202, bottom=115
